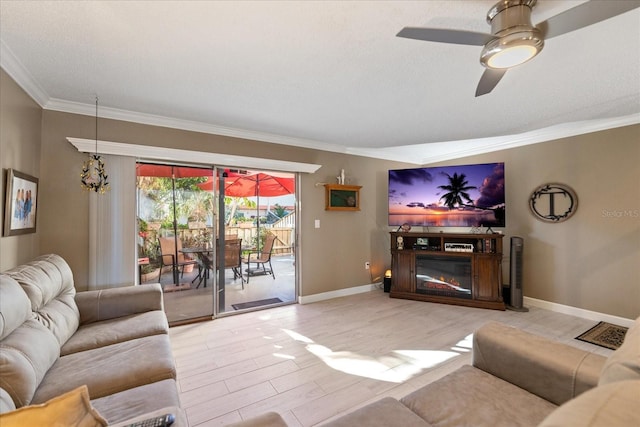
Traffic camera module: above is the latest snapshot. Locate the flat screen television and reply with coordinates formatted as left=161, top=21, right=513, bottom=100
left=389, top=162, right=505, bottom=228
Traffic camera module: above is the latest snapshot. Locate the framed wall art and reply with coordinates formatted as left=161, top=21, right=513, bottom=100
left=529, top=183, right=578, bottom=223
left=4, top=169, right=39, bottom=236
left=324, top=184, right=362, bottom=211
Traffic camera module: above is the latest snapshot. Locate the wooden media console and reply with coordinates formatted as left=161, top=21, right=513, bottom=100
left=390, top=232, right=505, bottom=310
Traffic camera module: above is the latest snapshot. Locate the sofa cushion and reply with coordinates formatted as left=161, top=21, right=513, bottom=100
left=0, top=385, right=107, bottom=427
left=32, top=334, right=176, bottom=403
left=3, top=254, right=79, bottom=346
left=400, top=365, right=557, bottom=427
left=473, top=321, right=606, bottom=404
left=0, top=388, right=16, bottom=414
left=538, top=380, right=640, bottom=427
left=90, top=379, right=180, bottom=425
left=0, top=275, right=32, bottom=340
left=598, top=317, right=640, bottom=385
left=0, top=319, right=60, bottom=407
left=61, top=310, right=169, bottom=356
left=322, top=397, right=432, bottom=427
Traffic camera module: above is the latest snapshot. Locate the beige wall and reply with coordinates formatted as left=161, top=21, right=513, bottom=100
left=1, top=69, right=638, bottom=318
left=38, top=109, right=408, bottom=293
left=0, top=69, right=42, bottom=270
left=431, top=125, right=640, bottom=319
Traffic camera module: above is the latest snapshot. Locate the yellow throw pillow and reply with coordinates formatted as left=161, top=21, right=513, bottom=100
left=0, top=385, right=107, bottom=427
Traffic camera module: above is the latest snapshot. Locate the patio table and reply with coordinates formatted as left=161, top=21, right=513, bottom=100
left=180, top=247, right=211, bottom=288
left=182, top=241, right=244, bottom=289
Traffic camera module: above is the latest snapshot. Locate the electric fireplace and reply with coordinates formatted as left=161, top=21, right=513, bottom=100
left=389, top=231, right=504, bottom=310
left=416, top=255, right=472, bottom=299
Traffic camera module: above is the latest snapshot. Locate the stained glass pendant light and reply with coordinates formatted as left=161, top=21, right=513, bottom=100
left=80, top=96, right=110, bottom=193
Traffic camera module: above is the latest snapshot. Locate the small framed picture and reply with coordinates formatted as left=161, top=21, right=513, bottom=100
left=416, top=237, right=429, bottom=246
left=324, top=184, right=362, bottom=211
left=4, top=169, right=39, bottom=236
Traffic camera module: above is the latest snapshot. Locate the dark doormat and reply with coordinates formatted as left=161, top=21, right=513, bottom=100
left=232, top=298, right=283, bottom=310
left=576, top=321, right=628, bottom=350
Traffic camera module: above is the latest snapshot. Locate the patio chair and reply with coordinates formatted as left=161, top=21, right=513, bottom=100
left=158, top=237, right=198, bottom=283
left=245, top=233, right=277, bottom=283
left=196, top=238, right=245, bottom=289
left=220, top=238, right=245, bottom=287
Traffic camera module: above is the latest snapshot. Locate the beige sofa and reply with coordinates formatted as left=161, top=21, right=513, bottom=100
left=0, top=254, right=186, bottom=425
left=234, top=316, right=640, bottom=427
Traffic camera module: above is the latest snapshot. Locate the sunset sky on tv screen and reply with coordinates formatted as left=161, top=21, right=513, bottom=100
left=388, top=162, right=505, bottom=227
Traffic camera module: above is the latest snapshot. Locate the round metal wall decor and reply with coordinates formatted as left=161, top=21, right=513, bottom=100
left=529, top=183, right=578, bottom=223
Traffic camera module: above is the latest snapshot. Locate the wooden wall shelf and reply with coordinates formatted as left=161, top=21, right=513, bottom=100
left=390, top=231, right=505, bottom=310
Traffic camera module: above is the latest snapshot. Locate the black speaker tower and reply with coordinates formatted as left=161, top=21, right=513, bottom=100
left=507, top=236, right=528, bottom=312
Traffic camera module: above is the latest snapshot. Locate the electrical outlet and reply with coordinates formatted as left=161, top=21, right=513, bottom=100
left=364, top=262, right=370, bottom=270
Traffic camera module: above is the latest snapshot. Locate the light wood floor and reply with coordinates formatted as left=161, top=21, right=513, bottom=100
left=168, top=289, right=613, bottom=427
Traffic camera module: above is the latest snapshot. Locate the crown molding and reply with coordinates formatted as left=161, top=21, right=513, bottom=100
left=66, top=137, right=321, bottom=174
left=0, top=39, right=49, bottom=106
left=47, top=98, right=350, bottom=155
left=57, top=96, right=639, bottom=166
left=349, top=113, right=640, bottom=165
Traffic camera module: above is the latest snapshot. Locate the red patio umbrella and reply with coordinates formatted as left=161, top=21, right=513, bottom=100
left=227, top=172, right=294, bottom=251
left=136, top=163, right=214, bottom=178
left=196, top=171, right=295, bottom=197
left=201, top=171, right=295, bottom=252
left=195, top=176, right=220, bottom=192
left=226, top=173, right=295, bottom=198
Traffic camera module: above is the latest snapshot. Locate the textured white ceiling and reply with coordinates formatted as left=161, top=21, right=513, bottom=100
left=1, top=0, right=639, bottom=163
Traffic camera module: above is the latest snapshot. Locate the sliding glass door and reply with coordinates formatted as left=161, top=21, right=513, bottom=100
left=136, top=162, right=215, bottom=324
left=214, top=167, right=297, bottom=314
left=136, top=162, right=297, bottom=322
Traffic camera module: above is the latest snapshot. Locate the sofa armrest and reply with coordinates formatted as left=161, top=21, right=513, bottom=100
left=472, top=321, right=607, bottom=405
left=75, top=283, right=164, bottom=325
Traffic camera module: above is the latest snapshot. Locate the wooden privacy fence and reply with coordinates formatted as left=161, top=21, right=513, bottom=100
left=224, top=226, right=293, bottom=255
left=269, top=227, right=294, bottom=255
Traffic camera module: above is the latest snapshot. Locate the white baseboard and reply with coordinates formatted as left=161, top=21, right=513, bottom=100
left=524, top=296, right=635, bottom=327
left=300, top=289, right=634, bottom=327
left=299, top=283, right=381, bottom=305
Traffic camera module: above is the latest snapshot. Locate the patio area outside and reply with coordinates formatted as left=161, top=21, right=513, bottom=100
left=145, top=252, right=296, bottom=323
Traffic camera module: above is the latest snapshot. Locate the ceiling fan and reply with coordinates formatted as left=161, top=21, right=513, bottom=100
left=397, top=0, right=640, bottom=96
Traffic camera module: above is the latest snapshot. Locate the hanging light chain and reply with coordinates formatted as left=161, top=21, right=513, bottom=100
left=95, top=96, right=99, bottom=154
left=80, top=95, right=110, bottom=193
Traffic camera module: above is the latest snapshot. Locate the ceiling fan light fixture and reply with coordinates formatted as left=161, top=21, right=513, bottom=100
left=396, top=0, right=640, bottom=95
left=488, top=44, right=537, bottom=68
left=480, top=31, right=543, bottom=69
left=481, top=0, right=542, bottom=69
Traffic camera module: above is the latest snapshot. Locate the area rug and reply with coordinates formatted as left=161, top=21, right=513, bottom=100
left=576, top=321, right=628, bottom=350
left=232, top=298, right=282, bottom=310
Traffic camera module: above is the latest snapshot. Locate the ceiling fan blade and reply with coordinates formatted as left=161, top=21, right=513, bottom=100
left=538, top=0, right=640, bottom=39
left=475, top=69, right=507, bottom=97
left=397, top=27, right=493, bottom=46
